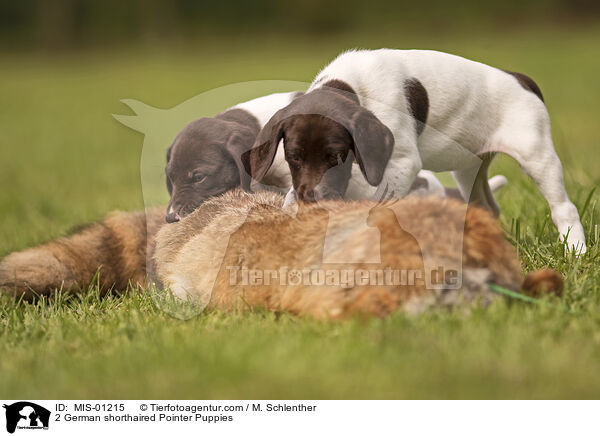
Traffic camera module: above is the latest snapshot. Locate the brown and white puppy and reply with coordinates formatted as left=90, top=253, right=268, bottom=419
left=165, top=92, right=301, bottom=223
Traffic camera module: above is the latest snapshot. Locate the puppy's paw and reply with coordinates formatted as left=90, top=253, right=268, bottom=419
left=488, top=175, right=508, bottom=192
left=282, top=188, right=298, bottom=208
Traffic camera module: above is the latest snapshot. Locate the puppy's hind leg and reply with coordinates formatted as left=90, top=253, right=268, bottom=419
left=494, top=120, right=586, bottom=254
left=452, top=154, right=500, bottom=216
left=478, top=154, right=501, bottom=217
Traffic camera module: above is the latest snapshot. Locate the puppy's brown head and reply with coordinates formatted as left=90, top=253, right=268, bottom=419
left=165, top=111, right=258, bottom=222
left=242, top=82, right=394, bottom=203
left=279, top=114, right=354, bottom=201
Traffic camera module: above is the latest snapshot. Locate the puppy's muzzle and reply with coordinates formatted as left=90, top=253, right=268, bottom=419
left=165, top=211, right=181, bottom=223
left=165, top=205, right=181, bottom=223
left=297, top=186, right=317, bottom=203
left=297, top=185, right=343, bottom=203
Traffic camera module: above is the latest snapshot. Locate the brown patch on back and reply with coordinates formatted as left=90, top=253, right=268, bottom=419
left=504, top=70, right=544, bottom=102
left=320, top=79, right=360, bottom=104
left=404, top=78, right=429, bottom=135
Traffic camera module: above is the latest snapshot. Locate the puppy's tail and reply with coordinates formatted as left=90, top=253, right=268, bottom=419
left=521, top=269, right=564, bottom=296
left=0, top=209, right=164, bottom=298
left=489, top=175, right=508, bottom=193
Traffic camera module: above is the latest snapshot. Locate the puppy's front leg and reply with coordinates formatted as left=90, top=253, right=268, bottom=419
left=282, top=187, right=298, bottom=208
left=368, top=112, right=423, bottom=200
left=374, top=156, right=423, bottom=201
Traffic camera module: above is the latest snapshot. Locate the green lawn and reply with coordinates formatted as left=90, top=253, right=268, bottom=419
left=1, top=25, right=599, bottom=399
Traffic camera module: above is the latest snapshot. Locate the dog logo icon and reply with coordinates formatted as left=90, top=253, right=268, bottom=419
left=3, top=402, right=50, bottom=434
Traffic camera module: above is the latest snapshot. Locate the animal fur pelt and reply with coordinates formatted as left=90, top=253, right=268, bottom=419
left=0, top=191, right=562, bottom=318
left=0, top=209, right=164, bottom=298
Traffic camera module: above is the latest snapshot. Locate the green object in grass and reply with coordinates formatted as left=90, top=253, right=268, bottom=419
left=489, top=283, right=578, bottom=315
left=488, top=283, right=541, bottom=305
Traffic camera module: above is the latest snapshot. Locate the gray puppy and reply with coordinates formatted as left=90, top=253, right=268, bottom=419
left=164, top=92, right=301, bottom=222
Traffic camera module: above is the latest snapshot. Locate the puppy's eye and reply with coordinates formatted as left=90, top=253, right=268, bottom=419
left=191, top=173, right=207, bottom=184
left=328, top=153, right=343, bottom=167
left=286, top=155, right=302, bottom=168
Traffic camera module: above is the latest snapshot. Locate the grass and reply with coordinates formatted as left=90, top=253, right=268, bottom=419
left=1, top=24, right=599, bottom=399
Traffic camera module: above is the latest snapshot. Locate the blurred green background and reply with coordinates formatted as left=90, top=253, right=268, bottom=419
left=2, top=0, right=600, bottom=50
left=1, top=1, right=599, bottom=399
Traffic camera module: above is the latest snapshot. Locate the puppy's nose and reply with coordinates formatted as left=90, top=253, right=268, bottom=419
left=165, top=210, right=181, bottom=223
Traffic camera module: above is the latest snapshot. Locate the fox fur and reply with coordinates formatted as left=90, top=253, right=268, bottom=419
left=0, top=209, right=164, bottom=298
left=0, top=191, right=561, bottom=318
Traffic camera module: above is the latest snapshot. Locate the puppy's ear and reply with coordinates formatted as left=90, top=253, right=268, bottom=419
left=349, top=108, right=394, bottom=186
left=241, top=109, right=287, bottom=182
left=165, top=142, right=174, bottom=195
left=224, top=127, right=256, bottom=191
left=166, top=142, right=173, bottom=164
